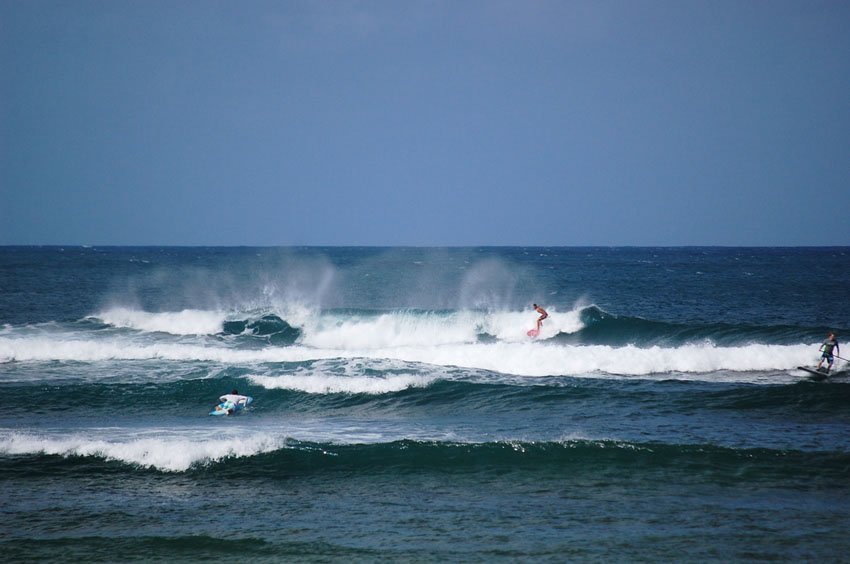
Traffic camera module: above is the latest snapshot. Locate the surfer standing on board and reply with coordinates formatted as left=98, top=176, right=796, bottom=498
left=816, top=332, right=839, bottom=373
left=533, top=304, right=548, bottom=331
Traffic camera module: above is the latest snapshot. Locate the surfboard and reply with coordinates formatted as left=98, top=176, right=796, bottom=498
left=209, top=396, right=253, bottom=416
left=527, top=329, right=539, bottom=338
left=797, top=366, right=829, bottom=380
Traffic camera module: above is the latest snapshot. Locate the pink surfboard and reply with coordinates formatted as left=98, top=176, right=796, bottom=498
left=527, top=329, right=539, bottom=338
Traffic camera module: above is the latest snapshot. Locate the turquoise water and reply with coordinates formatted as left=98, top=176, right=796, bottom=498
left=1, top=247, right=849, bottom=561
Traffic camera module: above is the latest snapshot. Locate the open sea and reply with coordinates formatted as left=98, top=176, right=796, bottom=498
left=1, top=246, right=848, bottom=562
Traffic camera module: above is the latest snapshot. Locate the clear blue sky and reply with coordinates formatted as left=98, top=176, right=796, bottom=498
left=1, top=0, right=848, bottom=246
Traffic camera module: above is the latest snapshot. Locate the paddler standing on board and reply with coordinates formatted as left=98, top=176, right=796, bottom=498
left=816, top=332, right=839, bottom=373
left=533, top=304, right=548, bottom=332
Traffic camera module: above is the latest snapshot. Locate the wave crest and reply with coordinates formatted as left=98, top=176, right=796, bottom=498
left=0, top=430, right=284, bottom=472
left=94, top=308, right=227, bottom=335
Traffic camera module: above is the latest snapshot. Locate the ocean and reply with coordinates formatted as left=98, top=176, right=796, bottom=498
left=1, top=246, right=848, bottom=561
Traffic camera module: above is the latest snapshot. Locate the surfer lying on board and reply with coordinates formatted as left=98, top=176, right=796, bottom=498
left=817, top=332, right=839, bottom=373
left=533, top=304, right=548, bottom=331
left=215, top=389, right=250, bottom=414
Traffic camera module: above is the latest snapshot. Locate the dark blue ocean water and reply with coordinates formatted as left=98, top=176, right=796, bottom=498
left=1, top=247, right=849, bottom=561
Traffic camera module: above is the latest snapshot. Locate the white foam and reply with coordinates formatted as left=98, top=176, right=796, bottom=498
left=0, top=336, right=321, bottom=363
left=95, top=308, right=227, bottom=335
left=0, top=332, right=822, bottom=380
left=249, top=372, right=436, bottom=394
left=336, top=342, right=819, bottom=379
left=301, top=311, right=478, bottom=348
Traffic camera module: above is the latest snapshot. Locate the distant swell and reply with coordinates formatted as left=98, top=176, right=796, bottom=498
left=2, top=436, right=848, bottom=481
left=559, top=306, right=831, bottom=346
left=6, top=377, right=849, bottom=420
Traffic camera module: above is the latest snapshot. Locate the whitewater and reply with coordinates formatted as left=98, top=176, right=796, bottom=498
left=0, top=306, right=823, bottom=381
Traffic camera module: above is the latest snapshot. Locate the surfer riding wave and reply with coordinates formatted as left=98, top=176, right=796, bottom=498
left=533, top=304, right=548, bottom=332
left=526, top=304, right=549, bottom=337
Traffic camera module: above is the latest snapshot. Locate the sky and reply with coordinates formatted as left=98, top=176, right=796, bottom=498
left=1, top=0, right=849, bottom=246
